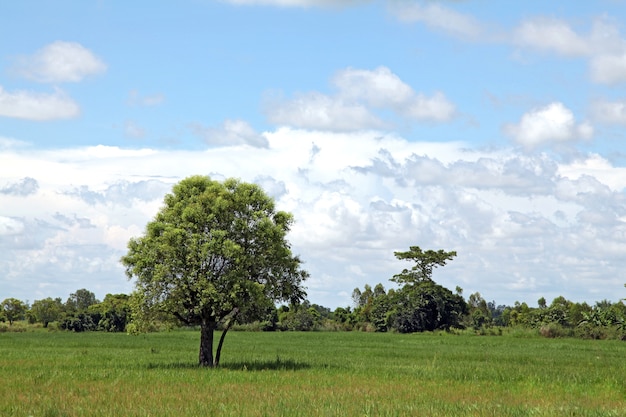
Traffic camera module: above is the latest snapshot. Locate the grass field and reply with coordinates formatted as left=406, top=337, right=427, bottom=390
left=1, top=329, right=625, bottom=416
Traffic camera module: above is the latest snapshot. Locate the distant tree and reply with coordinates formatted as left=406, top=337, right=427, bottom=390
left=388, top=282, right=467, bottom=333
left=31, top=297, right=63, bottom=327
left=2, top=298, right=27, bottom=325
left=332, top=307, right=354, bottom=328
left=538, top=297, right=547, bottom=309
left=467, top=292, right=492, bottom=330
left=391, top=246, right=456, bottom=284
left=121, top=176, right=308, bottom=367
left=66, top=289, right=98, bottom=312
left=91, top=293, right=131, bottom=332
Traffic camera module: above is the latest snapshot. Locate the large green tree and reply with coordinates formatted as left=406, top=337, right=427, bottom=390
left=121, top=176, right=308, bottom=367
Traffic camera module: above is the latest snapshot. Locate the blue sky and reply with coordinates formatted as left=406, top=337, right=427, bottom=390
left=1, top=0, right=626, bottom=308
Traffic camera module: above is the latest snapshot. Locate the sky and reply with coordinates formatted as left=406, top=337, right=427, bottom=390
left=1, top=0, right=626, bottom=309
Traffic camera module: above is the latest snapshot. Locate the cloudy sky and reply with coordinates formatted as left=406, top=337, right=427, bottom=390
left=2, top=1, right=626, bottom=309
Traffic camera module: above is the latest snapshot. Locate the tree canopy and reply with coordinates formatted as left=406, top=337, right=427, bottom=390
left=121, top=176, right=308, bottom=367
left=391, top=246, right=457, bottom=284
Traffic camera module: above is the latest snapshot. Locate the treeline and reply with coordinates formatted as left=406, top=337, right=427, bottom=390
left=246, top=283, right=626, bottom=341
left=1, top=289, right=130, bottom=333
left=2, top=285, right=625, bottom=340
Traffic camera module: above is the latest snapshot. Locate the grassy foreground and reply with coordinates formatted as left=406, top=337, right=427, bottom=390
left=1, top=330, right=625, bottom=417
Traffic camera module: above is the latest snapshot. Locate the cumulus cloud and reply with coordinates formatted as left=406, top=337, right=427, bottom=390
left=266, top=92, right=382, bottom=131
left=388, top=2, right=482, bottom=40
left=65, top=180, right=171, bottom=207
left=265, top=66, right=455, bottom=131
left=191, top=119, right=268, bottom=148
left=2, top=129, right=626, bottom=307
left=333, top=67, right=456, bottom=122
left=0, top=86, right=80, bottom=120
left=12, top=41, right=107, bottom=83
left=504, top=102, right=593, bottom=149
left=0, top=177, right=39, bottom=196
left=0, top=217, right=25, bottom=236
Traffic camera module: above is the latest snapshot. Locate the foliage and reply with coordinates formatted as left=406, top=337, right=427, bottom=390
left=121, top=176, right=308, bottom=366
left=59, top=312, right=98, bottom=332
left=391, top=246, right=457, bottom=284
left=1, top=297, right=27, bottom=325
left=387, top=281, right=467, bottom=333
left=90, top=293, right=131, bottom=332
left=30, top=297, right=63, bottom=327
left=65, top=288, right=99, bottom=313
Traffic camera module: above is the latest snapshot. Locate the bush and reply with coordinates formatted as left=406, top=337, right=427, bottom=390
left=59, top=313, right=97, bottom=332
left=0, top=322, right=28, bottom=333
left=539, top=323, right=572, bottom=338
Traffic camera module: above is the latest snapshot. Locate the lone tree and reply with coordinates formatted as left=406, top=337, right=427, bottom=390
left=388, top=246, right=465, bottom=332
left=121, top=176, right=308, bottom=367
left=391, top=246, right=457, bottom=284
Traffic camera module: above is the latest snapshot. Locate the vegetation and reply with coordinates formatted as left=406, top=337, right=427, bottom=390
left=1, top=330, right=625, bottom=416
left=2, top=177, right=626, bottom=414
left=121, top=176, right=308, bottom=367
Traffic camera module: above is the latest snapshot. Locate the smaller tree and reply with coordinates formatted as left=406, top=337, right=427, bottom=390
left=65, top=289, right=99, bottom=313
left=391, top=246, right=456, bottom=284
left=91, top=293, right=131, bottom=332
left=31, top=297, right=63, bottom=327
left=2, top=298, right=27, bottom=325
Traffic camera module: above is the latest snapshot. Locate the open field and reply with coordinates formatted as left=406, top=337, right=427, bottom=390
left=1, top=330, right=625, bottom=416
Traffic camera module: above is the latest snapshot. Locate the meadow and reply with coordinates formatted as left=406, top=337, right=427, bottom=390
left=1, top=329, right=625, bottom=417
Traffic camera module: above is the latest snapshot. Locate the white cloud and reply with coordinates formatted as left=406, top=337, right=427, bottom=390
left=389, top=2, right=482, bottom=40
left=512, top=16, right=626, bottom=85
left=590, top=53, right=626, bottom=85
left=0, top=217, right=24, bottom=236
left=394, top=7, right=626, bottom=86
left=265, top=66, right=455, bottom=131
left=2, top=129, right=626, bottom=307
left=333, top=66, right=415, bottom=107
left=0, top=86, right=80, bottom=120
left=266, top=92, right=384, bottom=131
left=334, top=67, right=456, bottom=122
left=513, top=17, right=591, bottom=56
left=0, top=177, right=39, bottom=196
left=190, top=119, right=269, bottom=148
left=590, top=99, right=626, bottom=125
left=12, top=41, right=107, bottom=83
left=558, top=154, right=626, bottom=192
left=504, top=102, right=593, bottom=149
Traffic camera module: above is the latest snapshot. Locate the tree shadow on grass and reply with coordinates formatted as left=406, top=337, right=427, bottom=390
left=146, top=357, right=311, bottom=371
left=221, top=357, right=311, bottom=371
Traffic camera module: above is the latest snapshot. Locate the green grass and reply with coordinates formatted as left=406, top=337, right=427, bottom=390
left=1, top=329, right=625, bottom=416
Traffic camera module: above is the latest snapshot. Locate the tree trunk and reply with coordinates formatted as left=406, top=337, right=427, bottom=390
left=215, top=308, right=239, bottom=367
left=199, top=320, right=216, bottom=367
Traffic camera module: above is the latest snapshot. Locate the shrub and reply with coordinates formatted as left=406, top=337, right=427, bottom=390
left=539, top=323, right=572, bottom=338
